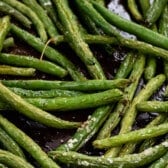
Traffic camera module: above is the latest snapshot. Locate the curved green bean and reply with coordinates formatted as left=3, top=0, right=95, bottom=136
left=0, top=115, right=60, bottom=168
left=128, top=0, right=143, bottom=21
left=0, top=16, right=10, bottom=52
left=0, top=53, right=67, bottom=78
left=1, top=0, right=47, bottom=42
left=22, top=0, right=58, bottom=37
left=0, top=1, right=32, bottom=28
left=1, top=79, right=130, bottom=91
left=49, top=140, right=168, bottom=168
left=0, top=127, right=25, bottom=158
left=0, top=65, right=36, bottom=76
left=145, top=0, right=168, bottom=26
left=11, top=24, right=86, bottom=81
left=0, top=150, right=33, bottom=168
left=0, top=82, right=81, bottom=129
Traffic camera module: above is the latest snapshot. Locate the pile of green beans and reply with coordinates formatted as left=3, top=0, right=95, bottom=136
left=0, top=0, right=168, bottom=167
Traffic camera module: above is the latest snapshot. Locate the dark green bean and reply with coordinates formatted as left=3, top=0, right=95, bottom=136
left=0, top=127, right=25, bottom=158
left=0, top=82, right=81, bottom=129
left=1, top=0, right=47, bottom=42
left=0, top=65, right=36, bottom=77
left=139, top=0, right=150, bottom=16
left=22, top=0, right=58, bottom=38
left=1, top=79, right=130, bottom=91
left=145, top=0, right=168, bottom=26
left=49, top=140, right=168, bottom=168
left=0, top=1, right=31, bottom=28
left=11, top=24, right=86, bottom=81
left=0, top=53, right=67, bottom=78
left=0, top=115, right=60, bottom=168
left=91, top=1, right=168, bottom=49
left=0, top=16, right=10, bottom=52
left=0, top=149, right=33, bottom=168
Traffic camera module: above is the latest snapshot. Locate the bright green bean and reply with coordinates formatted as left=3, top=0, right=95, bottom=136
left=0, top=82, right=81, bottom=129
left=1, top=0, right=47, bottom=42
left=93, top=122, right=168, bottom=149
left=0, top=115, right=60, bottom=168
left=0, top=53, right=67, bottom=78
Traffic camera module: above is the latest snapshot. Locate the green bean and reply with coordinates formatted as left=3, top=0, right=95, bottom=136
left=53, top=0, right=105, bottom=79
left=11, top=24, right=86, bottom=81
left=25, top=89, right=123, bottom=111
left=93, top=122, right=168, bottom=149
left=49, top=140, right=168, bottom=168
left=92, top=0, right=105, bottom=6
left=0, top=115, right=60, bottom=168
left=91, top=1, right=168, bottom=49
left=0, top=65, right=36, bottom=77
left=1, top=79, right=130, bottom=91
left=0, top=53, right=67, bottom=78
left=0, top=16, right=10, bottom=52
left=0, top=89, right=123, bottom=111
left=37, top=0, right=58, bottom=24
left=1, top=0, right=47, bottom=42
left=0, top=149, right=33, bottom=168
left=0, top=82, right=81, bottom=129
left=128, top=0, right=143, bottom=21
left=97, top=54, right=145, bottom=141
left=159, top=5, right=168, bottom=80
left=3, top=37, right=14, bottom=50
left=145, top=0, right=168, bottom=26
left=0, top=127, right=25, bottom=158
left=137, top=101, right=168, bottom=112
left=75, top=0, right=121, bottom=38
left=0, top=1, right=31, bottom=28
left=114, top=52, right=137, bottom=79
left=22, top=0, right=58, bottom=38
left=9, top=87, right=84, bottom=98
left=149, top=150, right=168, bottom=168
